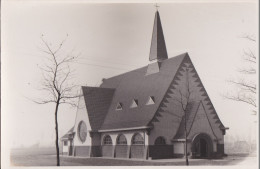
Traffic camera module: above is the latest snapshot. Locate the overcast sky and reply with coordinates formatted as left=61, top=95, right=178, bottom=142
left=2, top=1, right=258, bottom=149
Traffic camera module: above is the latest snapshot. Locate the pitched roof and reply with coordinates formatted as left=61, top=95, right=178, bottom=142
left=99, top=53, right=187, bottom=131
left=149, top=11, right=168, bottom=61
left=82, top=86, right=115, bottom=131
left=61, top=127, right=74, bottom=140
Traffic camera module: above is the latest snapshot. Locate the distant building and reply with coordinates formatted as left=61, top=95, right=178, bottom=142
left=60, top=127, right=74, bottom=156
left=61, top=10, right=228, bottom=159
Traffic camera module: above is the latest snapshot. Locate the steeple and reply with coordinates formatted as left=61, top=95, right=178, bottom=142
left=149, top=10, right=168, bottom=61
left=146, top=9, right=168, bottom=76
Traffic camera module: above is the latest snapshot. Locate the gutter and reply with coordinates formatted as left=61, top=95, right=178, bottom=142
left=98, top=126, right=152, bottom=133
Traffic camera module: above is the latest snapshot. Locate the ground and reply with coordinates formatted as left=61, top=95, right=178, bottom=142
left=10, top=148, right=257, bottom=166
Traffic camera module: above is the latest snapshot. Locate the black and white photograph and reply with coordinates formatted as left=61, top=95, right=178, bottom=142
left=2, top=0, right=258, bottom=168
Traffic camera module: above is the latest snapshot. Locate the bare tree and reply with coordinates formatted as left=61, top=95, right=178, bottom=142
left=173, top=67, right=194, bottom=166
left=225, top=35, right=256, bottom=114
left=34, top=35, right=80, bottom=166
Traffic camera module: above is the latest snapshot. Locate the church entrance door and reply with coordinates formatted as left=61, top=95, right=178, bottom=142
left=200, top=138, right=208, bottom=157
left=194, top=138, right=208, bottom=157
left=191, top=133, right=213, bottom=158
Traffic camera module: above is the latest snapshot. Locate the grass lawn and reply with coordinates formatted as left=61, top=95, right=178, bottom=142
left=10, top=148, right=257, bottom=166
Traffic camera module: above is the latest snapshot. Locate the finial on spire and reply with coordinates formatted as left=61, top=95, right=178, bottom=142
left=155, top=3, right=160, bottom=11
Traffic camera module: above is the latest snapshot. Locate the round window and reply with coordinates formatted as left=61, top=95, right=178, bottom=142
left=77, top=121, right=87, bottom=142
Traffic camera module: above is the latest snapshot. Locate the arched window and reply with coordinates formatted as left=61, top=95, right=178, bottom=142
left=132, top=133, right=144, bottom=145
left=116, top=134, right=127, bottom=145
left=103, top=135, right=112, bottom=145
left=154, top=136, right=166, bottom=145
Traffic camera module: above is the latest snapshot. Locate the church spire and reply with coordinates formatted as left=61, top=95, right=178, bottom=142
left=146, top=9, right=168, bottom=76
left=149, top=10, right=168, bottom=62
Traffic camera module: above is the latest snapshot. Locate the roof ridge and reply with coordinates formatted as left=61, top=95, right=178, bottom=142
left=101, top=66, right=147, bottom=83
left=101, top=53, right=189, bottom=86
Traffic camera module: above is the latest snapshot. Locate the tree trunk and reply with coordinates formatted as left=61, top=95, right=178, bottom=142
left=184, top=111, right=189, bottom=166
left=55, top=99, right=60, bottom=166
left=185, top=141, right=189, bottom=165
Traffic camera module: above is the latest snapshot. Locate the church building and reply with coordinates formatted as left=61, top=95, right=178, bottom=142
left=61, top=9, right=228, bottom=159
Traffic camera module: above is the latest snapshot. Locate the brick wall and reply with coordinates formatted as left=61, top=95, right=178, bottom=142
left=115, top=145, right=129, bottom=158
left=74, top=146, right=91, bottom=157
left=149, top=145, right=174, bottom=159
left=130, top=145, right=145, bottom=159
left=102, top=145, right=114, bottom=157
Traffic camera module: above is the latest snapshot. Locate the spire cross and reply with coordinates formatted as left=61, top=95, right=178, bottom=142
left=155, top=3, right=160, bottom=11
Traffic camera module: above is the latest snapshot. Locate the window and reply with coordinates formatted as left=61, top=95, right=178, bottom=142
left=116, top=102, right=123, bottom=110
left=117, top=134, right=127, bottom=145
left=130, top=99, right=138, bottom=108
left=154, top=136, right=166, bottom=145
left=146, top=96, right=155, bottom=105
left=132, top=133, right=144, bottom=145
left=77, top=121, right=87, bottom=143
left=103, top=135, right=112, bottom=145
left=64, top=141, right=68, bottom=146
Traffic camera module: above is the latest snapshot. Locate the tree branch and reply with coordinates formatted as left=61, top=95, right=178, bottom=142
left=238, top=68, right=256, bottom=75
left=225, top=93, right=256, bottom=107
left=35, top=35, right=80, bottom=107
left=33, top=99, right=57, bottom=105
left=227, top=79, right=256, bottom=94
left=241, top=35, right=256, bottom=42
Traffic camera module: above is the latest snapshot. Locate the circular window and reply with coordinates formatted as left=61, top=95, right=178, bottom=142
left=77, top=121, right=87, bottom=142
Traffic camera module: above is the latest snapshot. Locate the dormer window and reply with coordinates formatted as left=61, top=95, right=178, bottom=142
left=146, top=96, right=155, bottom=105
left=116, top=102, right=123, bottom=110
left=130, top=99, right=138, bottom=108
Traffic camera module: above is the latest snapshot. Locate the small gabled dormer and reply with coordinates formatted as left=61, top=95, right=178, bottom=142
left=146, top=96, right=155, bottom=105
left=130, top=99, right=138, bottom=108
left=116, top=102, right=123, bottom=110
